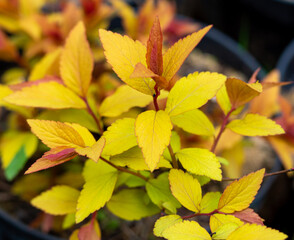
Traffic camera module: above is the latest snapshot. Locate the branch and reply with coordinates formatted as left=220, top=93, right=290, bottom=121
left=210, top=106, right=236, bottom=153
left=222, top=168, right=294, bottom=182
left=100, top=156, right=149, bottom=182
left=153, top=85, right=160, bottom=111
left=168, top=144, right=178, bottom=169
left=82, top=97, right=103, bottom=134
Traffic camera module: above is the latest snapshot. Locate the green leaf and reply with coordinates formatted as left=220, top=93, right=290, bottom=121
left=166, top=72, right=226, bottom=117
left=163, top=131, right=181, bottom=161
left=76, top=160, right=118, bottom=223
left=176, top=148, right=222, bottom=181
left=146, top=172, right=181, bottom=213
left=227, top=114, right=285, bottom=136
left=169, top=169, right=202, bottom=213
left=171, top=109, right=215, bottom=136
left=200, top=192, right=221, bottom=214
left=107, top=189, right=160, bottom=221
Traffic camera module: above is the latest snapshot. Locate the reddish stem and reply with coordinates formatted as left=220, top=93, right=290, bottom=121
left=153, top=85, right=160, bottom=111
left=100, top=156, right=148, bottom=181
left=222, top=168, right=294, bottom=182
left=210, top=106, right=236, bottom=153
left=182, top=209, right=223, bottom=220
left=82, top=97, right=103, bottom=134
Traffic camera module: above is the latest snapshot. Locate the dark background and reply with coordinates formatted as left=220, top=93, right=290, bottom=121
left=175, top=0, right=294, bottom=73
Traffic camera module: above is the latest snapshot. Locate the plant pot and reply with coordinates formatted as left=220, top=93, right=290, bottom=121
left=0, top=208, right=63, bottom=240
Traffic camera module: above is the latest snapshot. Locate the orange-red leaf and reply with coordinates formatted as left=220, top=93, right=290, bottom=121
left=232, top=208, right=264, bottom=225
left=25, top=147, right=77, bottom=174
left=146, top=16, right=163, bottom=76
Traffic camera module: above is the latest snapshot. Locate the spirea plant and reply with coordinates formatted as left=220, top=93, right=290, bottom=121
left=1, top=12, right=293, bottom=240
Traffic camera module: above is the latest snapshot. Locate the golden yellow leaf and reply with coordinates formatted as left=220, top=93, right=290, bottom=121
left=176, top=148, right=222, bottom=181
left=4, top=81, right=86, bottom=109
left=162, top=220, right=211, bottom=240
left=210, top=214, right=243, bottom=234
left=171, top=109, right=215, bottom=136
left=227, top=114, right=285, bottom=136
left=218, top=169, right=265, bottom=213
left=31, top=185, right=79, bottom=215
left=135, top=110, right=172, bottom=171
left=166, top=72, right=226, bottom=117
left=76, top=137, right=106, bottom=162
left=162, top=25, right=212, bottom=82
left=27, top=119, right=85, bottom=149
left=227, top=224, right=287, bottom=240
left=60, top=21, right=93, bottom=97
left=225, top=78, right=262, bottom=108
left=99, top=29, right=155, bottom=95
left=169, top=169, right=202, bottom=213
left=153, top=215, right=183, bottom=237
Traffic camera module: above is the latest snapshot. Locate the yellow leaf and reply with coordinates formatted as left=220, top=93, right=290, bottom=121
left=99, top=85, right=152, bottom=117
left=60, top=21, right=93, bottom=97
left=166, top=72, right=226, bottom=117
left=76, top=160, right=118, bottom=223
left=169, top=169, right=202, bottom=213
left=99, top=29, right=155, bottom=95
left=200, top=192, right=221, bottom=214
left=66, top=122, right=96, bottom=147
left=107, top=188, right=160, bottom=221
left=135, top=110, right=172, bottom=171
left=227, top=114, right=285, bottom=136
left=212, top=223, right=239, bottom=240
left=29, top=48, right=61, bottom=81
left=218, top=169, right=265, bottom=213
left=162, top=220, right=212, bottom=240
left=227, top=224, right=287, bottom=240
left=76, top=137, right=106, bottom=162
left=154, top=215, right=183, bottom=237
left=102, top=118, right=137, bottom=156
left=27, top=119, right=85, bottom=149
left=225, top=78, right=262, bottom=108
left=176, top=148, right=222, bottom=181
left=171, top=109, right=215, bottom=136
left=31, top=185, right=79, bottom=215
left=110, top=146, right=171, bottom=171
left=4, top=81, right=86, bottom=109
left=210, top=214, right=243, bottom=234
left=162, top=25, right=212, bottom=82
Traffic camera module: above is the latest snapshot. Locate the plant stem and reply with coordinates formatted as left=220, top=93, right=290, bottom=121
left=153, top=85, right=160, bottom=112
left=82, top=97, right=103, bottom=134
left=222, top=168, right=294, bottom=182
left=100, top=156, right=148, bottom=182
left=168, top=144, right=178, bottom=169
left=182, top=209, right=223, bottom=219
left=210, top=107, right=236, bottom=153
